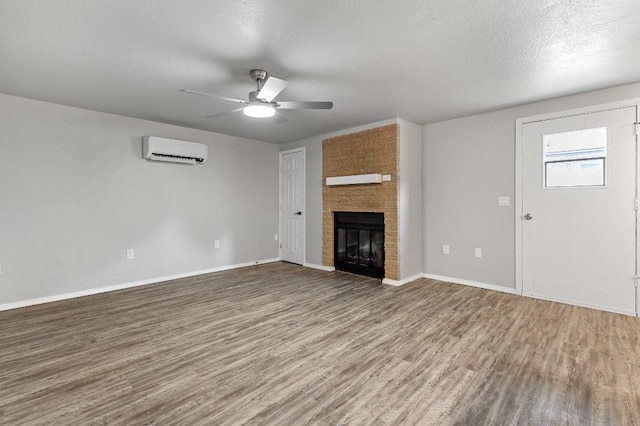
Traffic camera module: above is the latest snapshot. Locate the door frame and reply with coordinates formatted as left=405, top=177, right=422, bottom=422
left=515, top=98, right=640, bottom=297
left=279, top=147, right=306, bottom=265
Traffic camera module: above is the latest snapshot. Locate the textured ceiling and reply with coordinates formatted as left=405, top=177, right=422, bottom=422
left=1, top=0, right=639, bottom=143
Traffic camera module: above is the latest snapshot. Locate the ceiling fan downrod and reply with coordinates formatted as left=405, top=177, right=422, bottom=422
left=250, top=69, right=268, bottom=91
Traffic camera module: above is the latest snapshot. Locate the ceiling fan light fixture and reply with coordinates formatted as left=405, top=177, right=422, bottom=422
left=243, top=103, right=275, bottom=118
left=182, top=69, right=333, bottom=122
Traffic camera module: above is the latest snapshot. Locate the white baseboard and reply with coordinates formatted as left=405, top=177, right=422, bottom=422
left=386, top=273, right=635, bottom=316
left=303, top=263, right=335, bottom=272
left=422, top=273, right=517, bottom=295
left=0, top=258, right=281, bottom=312
left=523, top=292, right=637, bottom=317
left=11, top=262, right=628, bottom=317
left=382, top=273, right=424, bottom=287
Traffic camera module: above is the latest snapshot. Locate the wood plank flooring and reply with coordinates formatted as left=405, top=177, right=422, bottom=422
left=1, top=262, right=639, bottom=425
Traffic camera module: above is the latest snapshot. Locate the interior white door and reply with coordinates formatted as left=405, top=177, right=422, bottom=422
left=280, top=149, right=304, bottom=265
left=522, top=106, right=638, bottom=315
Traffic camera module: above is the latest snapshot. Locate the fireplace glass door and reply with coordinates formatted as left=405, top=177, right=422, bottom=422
left=334, top=212, right=384, bottom=278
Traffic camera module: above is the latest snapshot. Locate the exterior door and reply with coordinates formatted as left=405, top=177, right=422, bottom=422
left=521, top=105, right=638, bottom=315
left=280, top=148, right=305, bottom=265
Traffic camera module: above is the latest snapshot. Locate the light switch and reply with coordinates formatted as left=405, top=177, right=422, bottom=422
left=498, top=196, right=510, bottom=207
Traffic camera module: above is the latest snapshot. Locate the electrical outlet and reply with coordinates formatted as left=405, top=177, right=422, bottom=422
left=442, top=245, right=450, bottom=255
left=274, top=234, right=278, bottom=241
left=126, top=249, right=135, bottom=260
left=475, top=248, right=482, bottom=258
left=214, top=240, right=221, bottom=249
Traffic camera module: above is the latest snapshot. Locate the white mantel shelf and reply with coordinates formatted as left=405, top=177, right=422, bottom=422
left=326, top=173, right=391, bottom=186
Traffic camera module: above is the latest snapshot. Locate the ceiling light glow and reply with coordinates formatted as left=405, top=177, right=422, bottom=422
left=243, top=103, right=275, bottom=118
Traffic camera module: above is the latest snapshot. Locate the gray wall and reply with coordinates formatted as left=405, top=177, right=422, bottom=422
left=0, top=94, right=279, bottom=305
left=398, top=119, right=423, bottom=279
left=423, top=82, right=640, bottom=289
left=280, top=119, right=397, bottom=267
left=7, top=80, right=635, bottom=304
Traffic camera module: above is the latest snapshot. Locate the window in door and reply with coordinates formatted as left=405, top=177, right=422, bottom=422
left=543, top=126, right=607, bottom=188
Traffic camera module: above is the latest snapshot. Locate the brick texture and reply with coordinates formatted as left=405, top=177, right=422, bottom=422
left=322, top=124, right=399, bottom=280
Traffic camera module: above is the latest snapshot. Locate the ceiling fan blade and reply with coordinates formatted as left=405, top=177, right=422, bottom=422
left=277, top=101, right=333, bottom=110
left=257, top=77, right=289, bottom=102
left=273, top=113, right=288, bottom=124
left=180, top=89, right=246, bottom=104
left=205, top=107, right=243, bottom=119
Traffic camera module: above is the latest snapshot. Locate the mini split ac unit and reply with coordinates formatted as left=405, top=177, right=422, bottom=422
left=142, top=136, right=208, bottom=164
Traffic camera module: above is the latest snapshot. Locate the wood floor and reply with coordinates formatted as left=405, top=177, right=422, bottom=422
left=1, top=262, right=639, bottom=425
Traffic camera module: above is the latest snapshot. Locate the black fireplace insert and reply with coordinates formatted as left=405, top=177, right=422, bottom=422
left=334, top=212, right=384, bottom=278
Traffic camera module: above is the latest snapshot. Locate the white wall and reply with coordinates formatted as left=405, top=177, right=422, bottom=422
left=423, top=82, right=640, bottom=289
left=0, top=94, right=280, bottom=306
left=398, top=119, right=423, bottom=280
left=280, top=119, right=398, bottom=267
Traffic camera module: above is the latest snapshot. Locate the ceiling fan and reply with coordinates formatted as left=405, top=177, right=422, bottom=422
left=180, top=69, right=333, bottom=121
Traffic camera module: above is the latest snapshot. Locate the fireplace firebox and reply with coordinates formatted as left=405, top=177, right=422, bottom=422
left=334, top=212, right=384, bottom=278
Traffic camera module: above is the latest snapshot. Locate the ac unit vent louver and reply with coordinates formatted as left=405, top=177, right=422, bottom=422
left=142, top=136, right=208, bottom=164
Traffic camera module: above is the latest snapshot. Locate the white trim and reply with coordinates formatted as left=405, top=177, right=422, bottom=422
left=515, top=115, right=523, bottom=295
left=523, top=292, right=636, bottom=317
left=279, top=147, right=306, bottom=266
left=423, top=272, right=634, bottom=315
left=515, top=98, right=640, bottom=296
left=0, top=258, right=281, bottom=312
left=382, top=273, right=424, bottom=287
left=303, top=263, right=336, bottom=272
left=422, top=273, right=517, bottom=294
left=326, top=173, right=382, bottom=186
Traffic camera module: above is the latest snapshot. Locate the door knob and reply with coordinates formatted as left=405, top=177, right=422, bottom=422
left=295, top=211, right=302, bottom=215
left=523, top=213, right=533, bottom=220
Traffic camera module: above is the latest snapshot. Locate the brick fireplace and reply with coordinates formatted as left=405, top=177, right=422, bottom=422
left=322, top=124, right=398, bottom=280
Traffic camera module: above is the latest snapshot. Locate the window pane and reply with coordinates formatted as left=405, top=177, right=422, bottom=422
left=346, top=229, right=358, bottom=264
left=336, top=228, right=346, bottom=262
left=371, top=231, right=384, bottom=268
left=359, top=229, right=371, bottom=266
left=546, top=158, right=605, bottom=188
left=543, top=127, right=607, bottom=188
